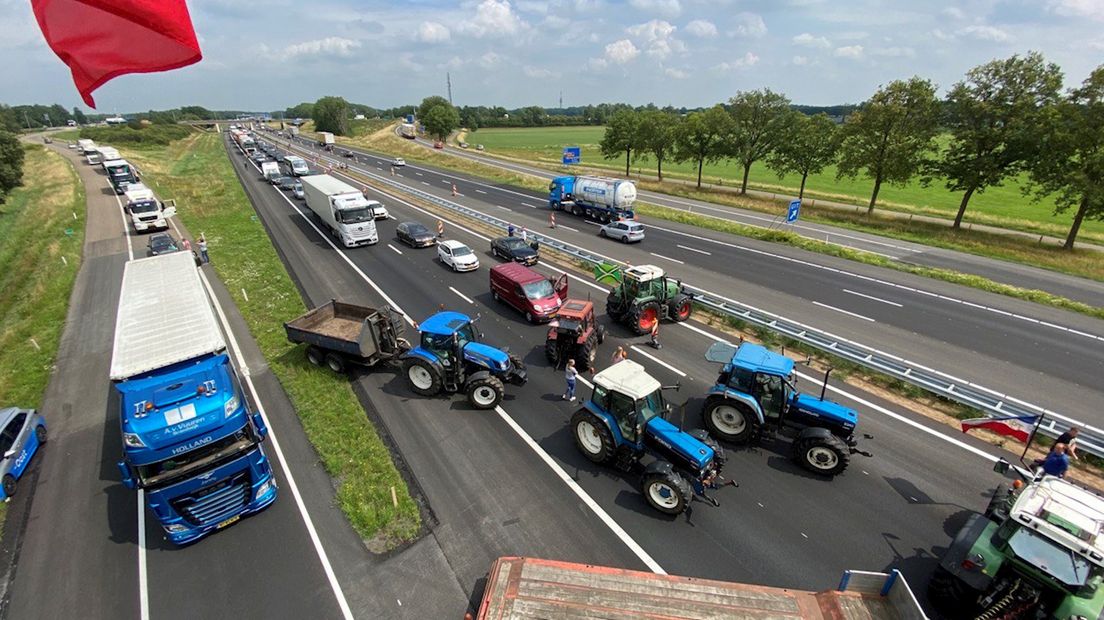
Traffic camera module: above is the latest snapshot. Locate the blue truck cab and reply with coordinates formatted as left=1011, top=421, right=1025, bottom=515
left=111, top=253, right=276, bottom=544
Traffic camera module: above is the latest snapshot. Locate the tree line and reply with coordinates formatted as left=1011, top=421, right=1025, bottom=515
left=597, top=53, right=1102, bottom=250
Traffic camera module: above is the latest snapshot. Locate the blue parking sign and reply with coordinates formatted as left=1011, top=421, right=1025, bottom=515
left=786, top=199, right=801, bottom=223
left=562, top=146, right=581, bottom=165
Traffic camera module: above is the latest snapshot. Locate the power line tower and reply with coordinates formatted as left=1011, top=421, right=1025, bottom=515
left=447, top=73, right=453, bottom=105
left=559, top=90, right=563, bottom=110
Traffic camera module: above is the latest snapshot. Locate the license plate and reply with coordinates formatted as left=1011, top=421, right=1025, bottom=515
left=217, top=516, right=240, bottom=529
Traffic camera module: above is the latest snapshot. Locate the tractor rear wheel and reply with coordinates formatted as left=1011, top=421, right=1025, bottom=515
left=628, top=301, right=661, bottom=335
left=544, top=338, right=560, bottom=366
left=641, top=470, right=691, bottom=515
left=403, top=358, right=442, bottom=396
left=571, top=410, right=615, bottom=465
left=465, top=374, right=504, bottom=410
left=702, top=398, right=756, bottom=445
left=793, top=434, right=850, bottom=476
left=927, top=565, right=979, bottom=618
left=669, top=294, right=692, bottom=322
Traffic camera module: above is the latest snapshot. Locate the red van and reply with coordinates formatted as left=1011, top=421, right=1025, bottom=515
left=490, top=262, right=568, bottom=323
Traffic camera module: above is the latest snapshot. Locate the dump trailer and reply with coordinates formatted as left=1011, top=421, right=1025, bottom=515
left=475, top=557, right=927, bottom=620
left=548, top=175, right=636, bottom=222
left=284, top=300, right=410, bottom=372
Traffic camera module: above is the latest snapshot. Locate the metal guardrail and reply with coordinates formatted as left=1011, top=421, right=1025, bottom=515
left=262, top=131, right=1104, bottom=459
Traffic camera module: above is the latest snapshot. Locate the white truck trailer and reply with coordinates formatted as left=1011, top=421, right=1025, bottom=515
left=319, top=132, right=335, bottom=149
left=301, top=174, right=378, bottom=247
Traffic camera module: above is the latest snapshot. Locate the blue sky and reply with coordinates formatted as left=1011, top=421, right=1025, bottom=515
left=3, top=0, right=1102, bottom=113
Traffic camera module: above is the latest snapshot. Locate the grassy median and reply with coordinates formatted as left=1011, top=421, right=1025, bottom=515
left=0, top=145, right=86, bottom=528
left=120, top=132, right=420, bottom=548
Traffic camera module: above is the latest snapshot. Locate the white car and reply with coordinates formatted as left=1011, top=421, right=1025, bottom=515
left=366, top=200, right=389, bottom=220
left=437, top=240, right=480, bottom=272
left=391, top=157, right=406, bottom=167
left=599, top=220, right=645, bottom=243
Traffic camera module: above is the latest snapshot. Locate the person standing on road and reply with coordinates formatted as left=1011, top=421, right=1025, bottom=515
left=507, top=223, right=515, bottom=237
left=611, top=346, right=628, bottom=366
left=198, top=234, right=209, bottom=264
left=1054, top=427, right=1081, bottom=461
left=181, top=237, right=191, bottom=251
left=520, top=227, right=528, bottom=243
left=563, top=359, right=578, bottom=401
left=1042, top=443, right=1071, bottom=478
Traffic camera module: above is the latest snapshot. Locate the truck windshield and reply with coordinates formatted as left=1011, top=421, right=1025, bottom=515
left=338, top=207, right=373, bottom=224
left=1008, top=528, right=1093, bottom=587
left=637, top=388, right=666, bottom=423
left=523, top=280, right=554, bottom=300
left=137, top=425, right=258, bottom=489
left=130, top=201, right=159, bottom=214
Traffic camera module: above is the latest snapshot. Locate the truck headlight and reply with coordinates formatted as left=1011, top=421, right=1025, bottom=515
left=224, top=394, right=240, bottom=418
left=163, top=523, right=189, bottom=533
left=123, top=433, right=146, bottom=448
left=255, top=479, right=274, bottom=500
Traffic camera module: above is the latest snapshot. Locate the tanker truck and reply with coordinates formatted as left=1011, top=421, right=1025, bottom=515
left=548, top=175, right=636, bottom=222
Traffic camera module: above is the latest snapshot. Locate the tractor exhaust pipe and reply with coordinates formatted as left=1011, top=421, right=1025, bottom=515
left=821, top=367, right=833, bottom=401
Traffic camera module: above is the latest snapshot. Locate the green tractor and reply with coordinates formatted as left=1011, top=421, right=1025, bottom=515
left=603, top=264, right=692, bottom=335
left=929, top=458, right=1104, bottom=619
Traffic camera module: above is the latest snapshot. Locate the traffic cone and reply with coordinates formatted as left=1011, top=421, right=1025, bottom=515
left=549, top=212, right=556, bottom=228
left=650, top=321, right=661, bottom=349
left=451, top=183, right=458, bottom=196
left=437, top=220, right=445, bottom=238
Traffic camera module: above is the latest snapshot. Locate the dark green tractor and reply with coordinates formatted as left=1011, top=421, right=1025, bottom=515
left=603, top=264, right=692, bottom=335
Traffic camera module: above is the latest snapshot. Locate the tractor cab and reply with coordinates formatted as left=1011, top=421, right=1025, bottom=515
left=545, top=299, right=606, bottom=370
left=604, top=265, right=692, bottom=335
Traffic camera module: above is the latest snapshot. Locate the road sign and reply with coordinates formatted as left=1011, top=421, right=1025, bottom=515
left=562, top=146, right=581, bottom=165
left=786, top=199, right=801, bottom=223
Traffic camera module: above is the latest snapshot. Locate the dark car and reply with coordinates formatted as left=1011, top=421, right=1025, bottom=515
left=396, top=221, right=437, bottom=248
left=251, top=152, right=267, bottom=163
left=491, top=236, right=539, bottom=265
left=276, top=176, right=298, bottom=190
left=342, top=150, right=356, bottom=158
left=146, top=232, right=179, bottom=256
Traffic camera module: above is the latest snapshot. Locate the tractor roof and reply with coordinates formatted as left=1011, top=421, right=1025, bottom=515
left=556, top=299, right=593, bottom=320
left=1011, top=477, right=1104, bottom=566
left=731, top=343, right=795, bottom=376
left=418, top=311, right=472, bottom=336
left=593, top=360, right=661, bottom=400
left=622, top=265, right=665, bottom=283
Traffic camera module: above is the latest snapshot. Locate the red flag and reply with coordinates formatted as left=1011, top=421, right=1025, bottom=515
left=31, top=0, right=202, bottom=108
left=960, top=415, right=1040, bottom=444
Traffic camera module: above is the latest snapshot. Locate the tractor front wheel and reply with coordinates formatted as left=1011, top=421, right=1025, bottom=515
left=629, top=301, right=661, bottom=335
left=669, top=294, right=692, bottom=322
left=702, top=399, right=756, bottom=445
left=465, top=373, right=504, bottom=410
left=641, top=470, right=691, bottom=515
left=596, top=325, right=607, bottom=344
left=544, top=338, right=560, bottom=366
left=403, top=358, right=442, bottom=396
left=794, top=434, right=850, bottom=476
left=571, top=410, right=615, bottom=465
left=577, top=335, right=597, bottom=371
left=605, top=295, right=624, bottom=323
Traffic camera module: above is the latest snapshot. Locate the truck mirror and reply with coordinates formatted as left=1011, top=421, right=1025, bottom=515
left=253, top=413, right=268, bottom=440
left=162, top=207, right=177, bottom=219
left=993, top=459, right=1010, bottom=475
left=117, top=461, right=137, bottom=489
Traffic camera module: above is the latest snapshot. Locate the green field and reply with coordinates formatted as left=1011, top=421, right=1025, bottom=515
left=468, top=126, right=1103, bottom=242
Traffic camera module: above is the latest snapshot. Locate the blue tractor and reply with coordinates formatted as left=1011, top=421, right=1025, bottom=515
left=570, top=360, right=735, bottom=515
left=401, top=311, right=527, bottom=410
left=701, top=342, right=872, bottom=476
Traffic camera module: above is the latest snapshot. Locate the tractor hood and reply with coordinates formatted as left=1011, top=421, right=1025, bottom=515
left=792, top=394, right=857, bottom=430
left=463, top=342, right=511, bottom=371
left=646, top=416, right=714, bottom=471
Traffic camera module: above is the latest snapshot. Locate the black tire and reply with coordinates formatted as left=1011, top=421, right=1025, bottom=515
left=596, top=325, right=607, bottom=344
left=620, top=234, right=629, bottom=243
left=599, top=228, right=607, bottom=237
left=927, top=565, right=979, bottom=618
left=35, top=425, right=46, bottom=444
left=2, top=475, right=15, bottom=498
left=545, top=338, right=560, bottom=366
left=641, top=470, right=691, bottom=515
left=465, top=374, right=504, bottom=410
left=571, top=410, right=615, bottom=465
left=627, top=301, right=662, bottom=336
left=325, top=353, right=346, bottom=374
left=524, top=311, right=534, bottom=323
left=403, top=357, right=442, bottom=396
left=702, top=398, right=757, bottom=445
left=306, top=346, right=325, bottom=366
left=984, top=483, right=1011, bottom=519
left=793, top=433, right=850, bottom=476
left=668, top=294, right=692, bottom=322
left=605, top=297, right=625, bottom=322
left=577, top=335, right=597, bottom=372
left=492, top=290, right=501, bottom=302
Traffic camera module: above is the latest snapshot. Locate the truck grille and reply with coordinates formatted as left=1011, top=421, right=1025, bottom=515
left=171, top=471, right=250, bottom=526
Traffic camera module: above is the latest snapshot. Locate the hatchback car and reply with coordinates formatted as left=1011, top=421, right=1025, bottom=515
left=391, top=158, right=406, bottom=167
left=146, top=232, right=179, bottom=256
left=476, top=144, right=485, bottom=151
left=251, top=152, right=268, bottom=163
left=396, top=221, right=437, bottom=247
left=491, top=236, right=539, bottom=265
left=437, top=240, right=480, bottom=272
left=277, top=176, right=298, bottom=190
left=599, top=220, right=645, bottom=243
left=292, top=184, right=305, bottom=200
left=342, top=150, right=356, bottom=158
left=459, top=142, right=469, bottom=149
left=0, top=407, right=47, bottom=500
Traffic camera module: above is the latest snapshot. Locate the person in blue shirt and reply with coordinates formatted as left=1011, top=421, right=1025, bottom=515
left=1041, top=443, right=1071, bottom=478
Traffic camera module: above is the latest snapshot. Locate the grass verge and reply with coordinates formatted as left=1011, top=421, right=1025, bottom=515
left=120, top=133, right=420, bottom=548
left=0, top=145, right=86, bottom=530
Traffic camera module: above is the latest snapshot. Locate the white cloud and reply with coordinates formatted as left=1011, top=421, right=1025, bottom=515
left=415, top=21, right=451, bottom=43
left=665, top=68, right=689, bottom=78
left=542, top=15, right=570, bottom=29
left=728, top=13, right=767, bottom=37
left=932, top=28, right=952, bottom=40
left=957, top=25, right=1011, bottom=42
left=587, top=57, right=609, bottom=71
left=523, top=65, right=559, bottom=78
left=605, top=38, right=641, bottom=64
left=833, top=45, right=864, bottom=59
left=872, top=46, right=916, bottom=58
left=479, top=52, right=503, bottom=68
left=626, top=19, right=685, bottom=59
left=440, top=56, right=465, bottom=69
left=684, top=19, right=717, bottom=38
left=714, top=51, right=759, bottom=71
left=457, top=0, right=530, bottom=38
left=515, top=0, right=549, bottom=13
left=792, top=55, right=809, bottom=65
left=628, top=0, right=681, bottom=17
left=941, top=7, right=966, bottom=20
left=1049, top=0, right=1104, bottom=20
left=792, top=32, right=831, bottom=48
left=284, top=37, right=361, bottom=58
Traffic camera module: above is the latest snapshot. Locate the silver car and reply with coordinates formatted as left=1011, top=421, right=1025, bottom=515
left=0, top=407, right=48, bottom=500
left=599, top=220, right=645, bottom=243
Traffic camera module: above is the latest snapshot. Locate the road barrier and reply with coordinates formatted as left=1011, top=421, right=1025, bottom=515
left=259, top=132, right=1104, bottom=459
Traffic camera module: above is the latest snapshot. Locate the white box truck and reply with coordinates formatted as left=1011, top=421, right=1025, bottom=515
left=123, top=184, right=176, bottom=233
left=78, top=138, right=97, bottom=154
left=97, top=146, right=120, bottom=167
left=261, top=161, right=281, bottom=183
left=319, top=132, right=335, bottom=149
left=301, top=174, right=378, bottom=247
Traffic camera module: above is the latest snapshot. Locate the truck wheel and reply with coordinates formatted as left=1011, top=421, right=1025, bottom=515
left=927, top=565, right=979, bottom=617
left=35, top=425, right=47, bottom=444
left=544, top=338, right=560, bottom=366
left=793, top=434, right=850, bottom=476
left=702, top=398, right=756, bottom=445
left=572, top=205, right=585, bottom=217
left=2, top=475, right=15, bottom=498
left=628, top=301, right=661, bottom=335
left=325, top=353, right=346, bottom=374
left=465, top=374, right=504, bottom=410
left=571, top=410, right=615, bottom=465
left=669, top=295, right=692, bottom=322
left=642, top=470, right=691, bottom=515
left=403, top=358, right=442, bottom=396
left=306, top=346, right=325, bottom=366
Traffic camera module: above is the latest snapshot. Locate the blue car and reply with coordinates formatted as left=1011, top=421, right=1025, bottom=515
left=0, top=407, right=47, bottom=500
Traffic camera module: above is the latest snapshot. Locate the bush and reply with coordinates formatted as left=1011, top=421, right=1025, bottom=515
left=79, top=124, right=192, bottom=146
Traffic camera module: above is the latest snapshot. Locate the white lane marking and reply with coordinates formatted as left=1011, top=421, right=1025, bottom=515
left=843, top=289, right=903, bottom=307
left=421, top=181, right=430, bottom=186
left=629, top=346, right=686, bottom=377
left=583, top=220, right=601, bottom=226
left=449, top=286, right=475, bottom=304
left=495, top=205, right=511, bottom=211
left=812, top=301, right=875, bottom=322
left=649, top=252, right=684, bottom=265
left=415, top=172, right=423, bottom=176
left=522, top=203, right=540, bottom=209
left=475, top=189, right=487, bottom=194
left=110, top=191, right=135, bottom=261
left=494, top=405, right=665, bottom=574
left=375, top=167, right=382, bottom=171
left=555, top=223, right=578, bottom=232
left=677, top=244, right=711, bottom=256
left=138, top=488, right=149, bottom=620
left=388, top=244, right=403, bottom=255
left=198, top=268, right=355, bottom=620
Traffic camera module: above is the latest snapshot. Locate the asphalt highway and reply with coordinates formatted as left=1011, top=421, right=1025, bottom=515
left=230, top=133, right=1046, bottom=615
left=265, top=131, right=1104, bottom=439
